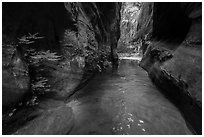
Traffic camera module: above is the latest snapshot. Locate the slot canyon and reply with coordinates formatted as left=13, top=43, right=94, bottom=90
left=2, top=2, right=202, bottom=135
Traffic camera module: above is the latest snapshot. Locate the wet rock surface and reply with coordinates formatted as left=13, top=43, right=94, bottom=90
left=138, top=2, right=202, bottom=134
left=2, top=2, right=202, bottom=135
left=13, top=105, right=74, bottom=135
left=3, top=98, right=74, bottom=135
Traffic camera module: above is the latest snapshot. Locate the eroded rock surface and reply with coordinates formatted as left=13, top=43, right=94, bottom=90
left=2, top=2, right=121, bottom=135
left=138, top=2, right=202, bottom=134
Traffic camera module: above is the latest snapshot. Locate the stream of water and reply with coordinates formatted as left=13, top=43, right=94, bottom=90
left=66, top=59, right=192, bottom=135
left=3, top=58, right=192, bottom=135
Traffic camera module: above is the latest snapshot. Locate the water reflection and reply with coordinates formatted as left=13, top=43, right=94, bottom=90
left=142, top=128, right=146, bottom=132
left=139, top=120, right=144, bottom=123
left=4, top=58, right=192, bottom=135
left=67, top=59, right=191, bottom=135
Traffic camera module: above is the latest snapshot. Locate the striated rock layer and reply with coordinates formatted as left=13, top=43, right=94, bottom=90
left=138, top=2, right=202, bottom=134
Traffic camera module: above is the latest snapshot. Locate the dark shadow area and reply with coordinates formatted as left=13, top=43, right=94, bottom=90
left=152, top=3, right=191, bottom=44
left=2, top=2, right=201, bottom=135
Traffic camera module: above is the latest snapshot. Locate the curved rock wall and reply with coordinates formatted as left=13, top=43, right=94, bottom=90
left=138, top=2, right=202, bottom=134
left=2, top=2, right=121, bottom=110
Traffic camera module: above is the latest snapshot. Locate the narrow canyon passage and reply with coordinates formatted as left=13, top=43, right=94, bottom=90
left=66, top=59, right=192, bottom=135
left=2, top=2, right=201, bottom=135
